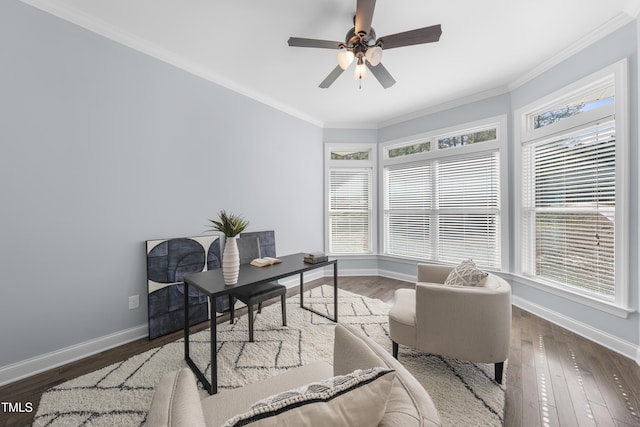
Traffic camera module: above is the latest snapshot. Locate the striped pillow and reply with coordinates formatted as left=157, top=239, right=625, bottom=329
left=221, top=367, right=396, bottom=427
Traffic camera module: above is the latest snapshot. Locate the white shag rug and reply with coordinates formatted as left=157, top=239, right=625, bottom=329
left=33, top=285, right=505, bottom=426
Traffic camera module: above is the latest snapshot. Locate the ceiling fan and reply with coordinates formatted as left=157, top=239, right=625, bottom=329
left=288, top=0, right=442, bottom=89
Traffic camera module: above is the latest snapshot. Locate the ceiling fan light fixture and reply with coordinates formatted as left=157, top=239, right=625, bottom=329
left=354, top=58, right=368, bottom=80
left=365, top=46, right=383, bottom=66
left=337, top=49, right=355, bottom=70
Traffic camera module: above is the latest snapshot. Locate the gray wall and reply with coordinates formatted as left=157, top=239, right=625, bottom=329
left=0, top=1, right=323, bottom=369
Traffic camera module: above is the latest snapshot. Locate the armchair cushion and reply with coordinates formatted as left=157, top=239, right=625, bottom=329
left=443, top=259, right=487, bottom=287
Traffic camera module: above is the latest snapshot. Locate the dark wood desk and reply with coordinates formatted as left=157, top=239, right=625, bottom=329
left=183, top=252, right=338, bottom=394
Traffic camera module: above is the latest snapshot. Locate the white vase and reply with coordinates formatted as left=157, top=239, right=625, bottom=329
left=222, top=236, right=240, bottom=285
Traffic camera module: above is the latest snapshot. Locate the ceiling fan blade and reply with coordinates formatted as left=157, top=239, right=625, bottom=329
left=378, top=24, right=442, bottom=50
left=355, top=0, right=376, bottom=36
left=366, top=61, right=396, bottom=89
left=319, top=65, right=344, bottom=88
left=288, top=37, right=342, bottom=49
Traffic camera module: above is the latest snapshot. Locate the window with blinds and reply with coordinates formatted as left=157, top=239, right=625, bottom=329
left=516, top=59, right=631, bottom=306
left=328, top=169, right=372, bottom=254
left=384, top=151, right=501, bottom=268
left=384, top=164, right=431, bottom=259
left=326, top=144, right=376, bottom=255
left=436, top=152, right=501, bottom=266
left=521, top=120, right=616, bottom=297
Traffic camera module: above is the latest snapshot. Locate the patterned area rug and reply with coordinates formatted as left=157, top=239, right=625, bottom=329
left=33, top=285, right=505, bottom=426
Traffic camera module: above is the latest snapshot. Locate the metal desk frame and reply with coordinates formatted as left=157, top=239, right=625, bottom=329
left=183, top=253, right=338, bottom=394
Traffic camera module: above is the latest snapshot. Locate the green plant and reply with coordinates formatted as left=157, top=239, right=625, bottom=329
left=208, top=210, right=249, bottom=237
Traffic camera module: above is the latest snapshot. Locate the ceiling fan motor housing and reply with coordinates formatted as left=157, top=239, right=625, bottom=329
left=345, top=27, right=378, bottom=56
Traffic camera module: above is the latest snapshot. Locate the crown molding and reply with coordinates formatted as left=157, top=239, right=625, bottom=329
left=19, top=0, right=324, bottom=128
left=322, top=121, right=379, bottom=129
left=509, top=11, right=636, bottom=91
left=624, top=0, right=640, bottom=18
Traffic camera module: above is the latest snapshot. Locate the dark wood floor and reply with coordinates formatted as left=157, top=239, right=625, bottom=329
left=1, top=276, right=639, bottom=426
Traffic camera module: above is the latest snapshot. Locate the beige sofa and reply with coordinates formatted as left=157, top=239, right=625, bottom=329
left=389, top=263, right=511, bottom=383
left=147, top=323, right=441, bottom=426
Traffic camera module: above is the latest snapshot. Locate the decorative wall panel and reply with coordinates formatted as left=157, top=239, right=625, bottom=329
left=146, top=235, right=220, bottom=339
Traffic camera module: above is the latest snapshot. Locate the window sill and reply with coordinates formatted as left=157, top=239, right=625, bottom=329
left=377, top=254, right=426, bottom=265
left=327, top=253, right=377, bottom=260
left=502, top=272, right=634, bottom=319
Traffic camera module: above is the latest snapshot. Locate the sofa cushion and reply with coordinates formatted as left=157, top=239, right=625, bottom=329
left=220, top=367, right=396, bottom=427
left=444, top=259, right=487, bottom=287
left=146, top=368, right=206, bottom=427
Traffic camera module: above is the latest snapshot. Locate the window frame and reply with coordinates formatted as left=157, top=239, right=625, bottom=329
left=324, top=143, right=377, bottom=256
left=514, top=58, right=630, bottom=312
left=379, top=115, right=508, bottom=270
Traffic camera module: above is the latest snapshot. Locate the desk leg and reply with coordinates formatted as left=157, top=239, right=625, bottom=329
left=184, top=284, right=216, bottom=395
left=184, top=282, right=190, bottom=361
left=299, top=272, right=304, bottom=308
left=210, top=307, right=217, bottom=394
left=299, top=263, right=338, bottom=323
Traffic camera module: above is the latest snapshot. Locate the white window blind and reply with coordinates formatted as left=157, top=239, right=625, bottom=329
left=329, top=169, right=372, bottom=254
left=384, top=152, right=501, bottom=267
left=522, top=120, right=616, bottom=297
left=384, top=163, right=432, bottom=258
left=436, top=152, right=501, bottom=267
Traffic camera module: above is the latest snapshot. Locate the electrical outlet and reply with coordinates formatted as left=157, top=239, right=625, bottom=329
left=128, top=294, right=139, bottom=310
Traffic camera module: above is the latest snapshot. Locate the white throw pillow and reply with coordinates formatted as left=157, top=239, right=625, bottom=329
left=221, top=367, right=396, bottom=427
left=444, top=259, right=488, bottom=287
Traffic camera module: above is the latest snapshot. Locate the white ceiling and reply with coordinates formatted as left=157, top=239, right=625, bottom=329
left=21, top=0, right=640, bottom=127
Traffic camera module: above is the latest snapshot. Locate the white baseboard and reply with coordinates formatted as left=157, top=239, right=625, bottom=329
left=278, top=269, right=326, bottom=287
left=336, top=268, right=380, bottom=277
left=378, top=269, right=416, bottom=283
left=0, top=324, right=148, bottom=387
left=512, top=296, right=639, bottom=361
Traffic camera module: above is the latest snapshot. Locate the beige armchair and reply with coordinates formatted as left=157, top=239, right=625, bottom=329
left=389, top=263, right=511, bottom=384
